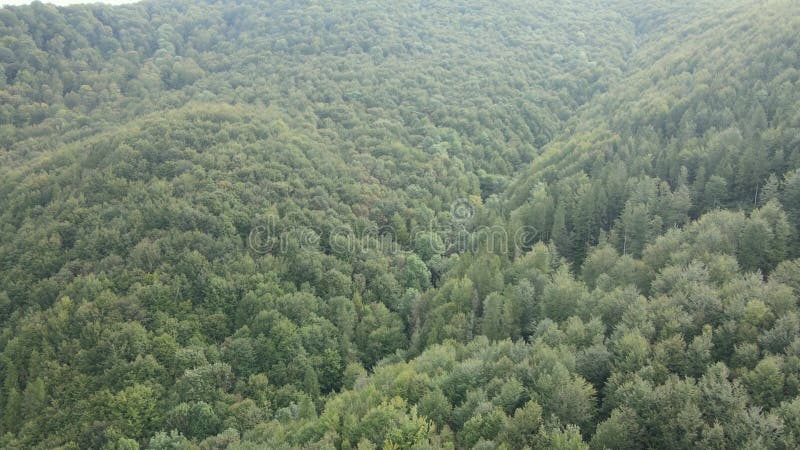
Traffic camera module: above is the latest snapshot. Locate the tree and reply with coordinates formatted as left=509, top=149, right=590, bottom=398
left=615, top=201, right=655, bottom=258
left=21, top=377, right=46, bottom=422
left=782, top=169, right=800, bottom=227
left=738, top=217, right=773, bottom=273
left=704, top=176, right=729, bottom=209
left=745, top=356, right=785, bottom=409
left=460, top=406, right=508, bottom=448
left=534, top=363, right=596, bottom=431
left=147, top=430, right=190, bottom=450
left=414, top=232, right=444, bottom=262
left=572, top=182, right=608, bottom=261
left=501, top=400, right=543, bottom=449
left=612, top=330, right=650, bottom=374
left=750, top=200, right=793, bottom=271
left=590, top=406, right=641, bottom=450
left=481, top=293, right=511, bottom=341
left=417, top=389, right=452, bottom=428
left=355, top=303, right=407, bottom=367
left=576, top=344, right=612, bottom=388
left=511, top=183, right=554, bottom=247
left=771, top=258, right=800, bottom=294
left=467, top=253, right=505, bottom=301
left=537, top=425, right=590, bottom=450
left=540, top=268, right=589, bottom=323
left=109, top=384, right=158, bottom=439
left=551, top=202, right=572, bottom=260
left=405, top=254, right=432, bottom=292
left=759, top=174, right=781, bottom=206
left=167, top=401, right=220, bottom=440
left=698, top=363, right=747, bottom=426
left=3, top=387, right=21, bottom=433
left=581, top=244, right=619, bottom=289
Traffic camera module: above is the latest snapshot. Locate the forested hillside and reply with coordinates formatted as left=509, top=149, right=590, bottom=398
left=1, top=0, right=800, bottom=449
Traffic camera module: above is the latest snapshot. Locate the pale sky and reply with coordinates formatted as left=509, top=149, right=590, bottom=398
left=1, top=0, right=136, bottom=5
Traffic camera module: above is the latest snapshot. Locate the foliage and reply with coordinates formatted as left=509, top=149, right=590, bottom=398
left=1, top=0, right=800, bottom=448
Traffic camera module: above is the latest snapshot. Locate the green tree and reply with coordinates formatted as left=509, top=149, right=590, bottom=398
left=355, top=303, right=407, bottom=367
left=745, top=356, right=785, bottom=409
left=590, top=406, right=641, bottom=450
left=501, top=400, right=543, bottom=449
left=537, top=425, right=589, bottom=450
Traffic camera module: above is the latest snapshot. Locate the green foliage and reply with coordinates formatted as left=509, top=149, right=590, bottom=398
left=0, top=0, right=800, bottom=448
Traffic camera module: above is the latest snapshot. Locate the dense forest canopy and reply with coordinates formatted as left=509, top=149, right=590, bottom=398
left=1, top=0, right=800, bottom=448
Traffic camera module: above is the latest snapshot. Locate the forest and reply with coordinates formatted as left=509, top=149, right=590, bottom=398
left=1, top=0, right=800, bottom=448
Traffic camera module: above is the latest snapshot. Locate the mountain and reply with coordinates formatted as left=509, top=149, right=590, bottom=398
left=1, top=0, right=800, bottom=448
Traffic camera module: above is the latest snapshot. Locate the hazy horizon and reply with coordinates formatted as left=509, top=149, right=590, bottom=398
left=1, top=0, right=135, bottom=5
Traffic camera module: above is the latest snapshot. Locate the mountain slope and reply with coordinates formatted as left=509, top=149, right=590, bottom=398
left=1, top=0, right=800, bottom=449
left=508, top=0, right=800, bottom=262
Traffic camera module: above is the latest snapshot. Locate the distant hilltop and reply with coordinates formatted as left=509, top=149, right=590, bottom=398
left=1, top=0, right=135, bottom=6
